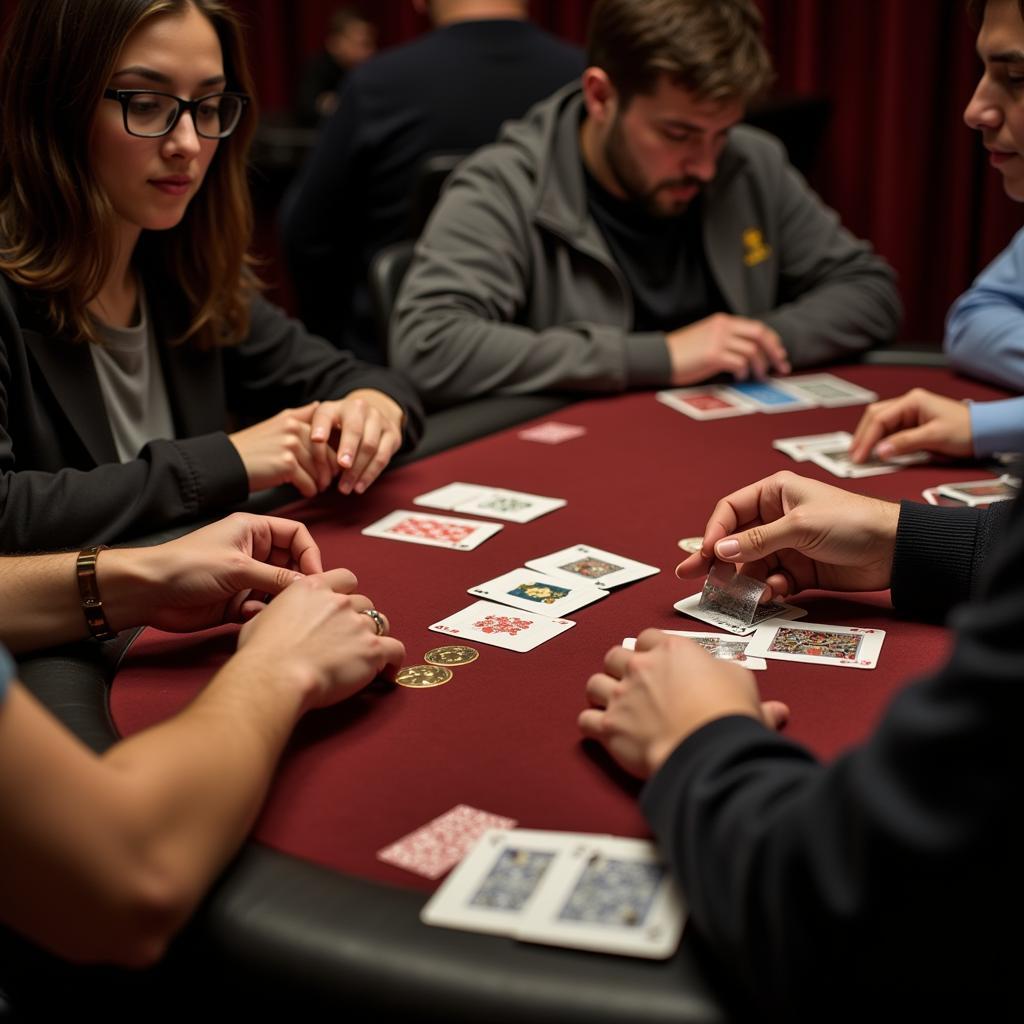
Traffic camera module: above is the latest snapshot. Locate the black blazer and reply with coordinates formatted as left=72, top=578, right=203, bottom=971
left=0, top=276, right=423, bottom=551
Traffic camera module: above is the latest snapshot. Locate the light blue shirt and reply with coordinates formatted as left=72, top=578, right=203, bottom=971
left=946, top=228, right=1024, bottom=391
left=969, top=396, right=1024, bottom=456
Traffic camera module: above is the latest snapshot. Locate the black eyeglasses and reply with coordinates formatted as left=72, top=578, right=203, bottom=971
left=102, top=89, right=249, bottom=139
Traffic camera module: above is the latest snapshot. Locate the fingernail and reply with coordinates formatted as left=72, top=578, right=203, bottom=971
left=877, top=442, right=893, bottom=459
left=311, top=428, right=326, bottom=441
left=339, top=452, right=353, bottom=467
left=716, top=539, right=740, bottom=558
left=355, top=481, right=366, bottom=494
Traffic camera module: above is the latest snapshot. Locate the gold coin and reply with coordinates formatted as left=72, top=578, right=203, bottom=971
left=677, top=536, right=704, bottom=554
left=395, top=664, right=453, bottom=689
left=423, top=645, right=480, bottom=667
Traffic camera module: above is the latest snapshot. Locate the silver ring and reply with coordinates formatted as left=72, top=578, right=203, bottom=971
left=362, top=608, right=388, bottom=636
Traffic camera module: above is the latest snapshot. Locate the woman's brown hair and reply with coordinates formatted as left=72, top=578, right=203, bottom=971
left=0, top=0, right=258, bottom=347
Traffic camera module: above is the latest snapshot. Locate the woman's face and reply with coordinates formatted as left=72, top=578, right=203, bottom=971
left=90, top=3, right=224, bottom=236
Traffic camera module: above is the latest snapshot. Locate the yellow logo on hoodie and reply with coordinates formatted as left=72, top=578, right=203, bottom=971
left=742, top=228, right=772, bottom=267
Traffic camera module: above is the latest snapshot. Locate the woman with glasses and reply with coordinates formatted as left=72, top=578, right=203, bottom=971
left=0, top=0, right=423, bottom=551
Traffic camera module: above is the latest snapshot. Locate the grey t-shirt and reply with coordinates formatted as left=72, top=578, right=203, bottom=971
left=91, top=294, right=175, bottom=462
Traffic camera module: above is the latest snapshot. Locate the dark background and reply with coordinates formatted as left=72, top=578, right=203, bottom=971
left=0, top=0, right=1016, bottom=346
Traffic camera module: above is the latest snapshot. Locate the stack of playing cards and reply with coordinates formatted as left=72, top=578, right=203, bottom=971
left=421, top=828, right=686, bottom=959
left=622, top=631, right=767, bottom=669
left=658, top=373, right=878, bottom=421
left=674, top=560, right=806, bottom=636
left=773, top=431, right=927, bottom=478
left=432, top=545, right=660, bottom=653
left=922, top=477, right=1018, bottom=508
left=414, top=482, right=567, bottom=523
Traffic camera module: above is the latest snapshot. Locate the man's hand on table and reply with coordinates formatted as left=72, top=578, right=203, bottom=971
left=665, top=313, right=790, bottom=385
left=850, top=388, right=973, bottom=463
left=579, top=629, right=789, bottom=779
left=675, top=471, right=900, bottom=602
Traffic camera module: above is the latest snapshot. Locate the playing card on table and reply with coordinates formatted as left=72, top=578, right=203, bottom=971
left=922, top=486, right=967, bottom=507
left=430, top=600, right=575, bottom=652
left=515, top=835, right=686, bottom=960
left=622, top=631, right=767, bottom=669
left=774, top=373, right=878, bottom=408
left=469, top=568, right=607, bottom=618
left=936, top=478, right=1018, bottom=507
left=719, top=379, right=817, bottom=414
left=362, top=510, right=503, bottom=551
left=772, top=430, right=853, bottom=462
left=674, top=561, right=807, bottom=636
left=808, top=442, right=927, bottom=479
left=656, top=386, right=755, bottom=420
left=518, top=421, right=587, bottom=445
left=745, top=621, right=885, bottom=669
left=415, top=482, right=566, bottom=523
left=377, top=804, right=518, bottom=880
left=525, top=544, right=660, bottom=590
left=421, top=828, right=609, bottom=938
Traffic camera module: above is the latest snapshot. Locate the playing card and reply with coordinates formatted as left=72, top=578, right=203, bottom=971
left=413, top=482, right=491, bottom=510
left=656, top=386, right=756, bottom=420
left=362, top=510, right=503, bottom=551
left=774, top=373, right=879, bottom=408
left=808, top=442, right=927, bottom=479
left=515, top=835, right=686, bottom=960
left=936, top=478, right=1018, bottom=507
left=622, top=632, right=767, bottom=669
left=469, top=569, right=608, bottom=618
left=719, top=379, right=817, bottom=414
left=673, top=592, right=807, bottom=635
left=421, top=828, right=606, bottom=937
left=430, top=600, right=575, bottom=652
left=453, top=487, right=567, bottom=523
left=922, top=486, right=966, bottom=507
left=745, top=620, right=885, bottom=669
left=377, top=804, right=518, bottom=880
left=517, top=422, right=587, bottom=445
left=699, top=560, right=768, bottom=624
left=524, top=544, right=660, bottom=590
left=772, top=431, right=853, bottom=462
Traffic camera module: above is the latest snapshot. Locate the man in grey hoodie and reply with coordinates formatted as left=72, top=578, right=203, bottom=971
left=391, top=0, right=901, bottom=407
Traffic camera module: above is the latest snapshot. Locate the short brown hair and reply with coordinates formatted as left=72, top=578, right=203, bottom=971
left=586, top=0, right=773, bottom=106
left=0, top=0, right=258, bottom=349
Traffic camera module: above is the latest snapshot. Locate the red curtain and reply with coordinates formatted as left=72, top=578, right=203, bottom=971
left=0, top=0, right=1018, bottom=344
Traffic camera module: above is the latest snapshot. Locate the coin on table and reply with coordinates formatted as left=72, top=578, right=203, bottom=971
left=395, top=664, right=454, bottom=689
left=423, top=645, right=480, bottom=667
left=677, top=536, right=704, bottom=554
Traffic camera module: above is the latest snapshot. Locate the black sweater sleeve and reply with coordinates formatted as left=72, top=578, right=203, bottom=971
left=640, top=494, right=1024, bottom=1017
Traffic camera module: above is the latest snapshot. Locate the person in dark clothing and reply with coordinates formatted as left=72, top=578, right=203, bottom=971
left=580, top=469, right=1022, bottom=1017
left=281, top=0, right=584, bottom=363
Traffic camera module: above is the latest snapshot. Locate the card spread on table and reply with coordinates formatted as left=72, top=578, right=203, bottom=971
left=745, top=620, right=885, bottom=669
left=622, top=632, right=767, bottom=669
left=525, top=544, right=660, bottom=590
left=674, top=592, right=806, bottom=636
left=518, top=421, right=588, bottom=445
left=656, top=386, right=755, bottom=420
left=807, top=442, right=927, bottom=479
left=430, top=600, right=575, bottom=652
left=362, top=510, right=503, bottom=551
left=936, top=478, right=1018, bottom=507
left=775, top=373, right=878, bottom=408
left=719, top=379, right=816, bottom=414
left=772, top=431, right=853, bottom=463
left=469, top=568, right=608, bottom=618
left=377, top=804, right=518, bottom=880
left=414, top=482, right=567, bottom=523
left=421, top=829, right=685, bottom=959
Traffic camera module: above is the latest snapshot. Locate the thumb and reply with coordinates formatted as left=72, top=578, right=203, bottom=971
left=233, top=559, right=304, bottom=599
left=713, top=517, right=801, bottom=564
left=875, top=426, right=929, bottom=459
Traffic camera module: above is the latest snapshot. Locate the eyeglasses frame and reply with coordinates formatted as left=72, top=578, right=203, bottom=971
left=101, top=88, right=250, bottom=139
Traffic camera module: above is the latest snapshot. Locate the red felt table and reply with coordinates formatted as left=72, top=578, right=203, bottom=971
left=110, top=364, right=1005, bottom=893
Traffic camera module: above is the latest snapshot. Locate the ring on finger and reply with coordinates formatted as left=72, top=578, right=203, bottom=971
left=361, top=608, right=389, bottom=636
